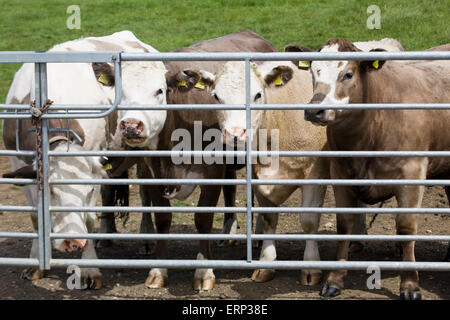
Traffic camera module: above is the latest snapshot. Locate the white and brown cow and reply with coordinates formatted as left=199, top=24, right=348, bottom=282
left=293, top=38, right=450, bottom=299
left=135, top=30, right=277, bottom=291
left=2, top=30, right=169, bottom=288
left=176, top=38, right=404, bottom=286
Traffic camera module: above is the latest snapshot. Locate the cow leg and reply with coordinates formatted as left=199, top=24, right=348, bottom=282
left=299, top=156, right=329, bottom=286
left=349, top=207, right=367, bottom=253
left=251, top=190, right=278, bottom=283
left=21, top=213, right=45, bottom=281
left=394, top=184, right=423, bottom=300
left=320, top=186, right=358, bottom=298
left=193, top=185, right=221, bottom=291
left=9, top=158, right=45, bottom=280
left=145, top=194, right=171, bottom=289
left=253, top=195, right=264, bottom=248
left=96, top=170, right=129, bottom=248
left=219, top=169, right=238, bottom=247
left=299, top=183, right=326, bottom=286
left=138, top=185, right=156, bottom=256
left=78, top=214, right=102, bottom=289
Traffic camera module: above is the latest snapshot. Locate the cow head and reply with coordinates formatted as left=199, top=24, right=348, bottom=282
left=4, top=143, right=106, bottom=253
left=285, top=39, right=386, bottom=126
left=92, top=61, right=168, bottom=149
left=166, top=61, right=294, bottom=147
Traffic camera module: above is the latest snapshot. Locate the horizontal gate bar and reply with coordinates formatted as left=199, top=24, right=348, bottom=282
left=50, top=233, right=450, bottom=242
left=121, top=51, right=450, bottom=61
left=48, top=178, right=450, bottom=186
left=2, top=103, right=449, bottom=114
left=0, top=232, right=38, bottom=239
left=0, top=258, right=40, bottom=267
left=0, top=206, right=38, bottom=212
left=49, top=206, right=450, bottom=214
left=47, top=150, right=450, bottom=157
left=49, top=259, right=450, bottom=271
left=0, top=51, right=120, bottom=63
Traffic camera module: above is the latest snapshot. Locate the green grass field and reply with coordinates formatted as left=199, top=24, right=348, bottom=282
left=0, top=0, right=448, bottom=104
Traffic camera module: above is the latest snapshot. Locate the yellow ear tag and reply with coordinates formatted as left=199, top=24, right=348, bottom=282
left=298, top=60, right=310, bottom=68
left=273, top=74, right=282, bottom=86
left=372, top=60, right=379, bottom=69
left=194, top=79, right=205, bottom=90
left=104, top=163, right=112, bottom=171
left=177, top=80, right=187, bottom=87
left=98, top=73, right=109, bottom=85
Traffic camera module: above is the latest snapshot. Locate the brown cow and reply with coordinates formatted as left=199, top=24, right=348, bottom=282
left=289, top=39, right=450, bottom=299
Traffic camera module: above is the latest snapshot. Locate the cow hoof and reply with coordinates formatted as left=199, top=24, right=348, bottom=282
left=400, top=290, right=422, bottom=300
left=349, top=241, right=364, bottom=253
left=251, top=269, right=275, bottom=283
left=193, top=277, right=215, bottom=291
left=21, top=268, right=45, bottom=281
left=145, top=274, right=166, bottom=289
left=320, top=283, right=341, bottom=298
left=81, top=268, right=102, bottom=290
left=300, top=270, right=322, bottom=286
left=95, top=239, right=113, bottom=249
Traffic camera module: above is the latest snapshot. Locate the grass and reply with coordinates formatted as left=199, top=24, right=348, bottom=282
left=0, top=0, right=448, bottom=103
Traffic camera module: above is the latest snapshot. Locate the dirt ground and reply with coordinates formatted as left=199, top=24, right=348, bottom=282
left=0, top=145, right=449, bottom=300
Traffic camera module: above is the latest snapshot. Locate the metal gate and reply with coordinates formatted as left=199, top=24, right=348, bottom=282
left=0, top=50, right=450, bottom=273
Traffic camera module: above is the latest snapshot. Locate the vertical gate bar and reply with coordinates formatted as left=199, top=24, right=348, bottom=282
left=39, top=62, right=51, bottom=270
left=34, top=62, right=45, bottom=270
left=245, top=58, right=252, bottom=262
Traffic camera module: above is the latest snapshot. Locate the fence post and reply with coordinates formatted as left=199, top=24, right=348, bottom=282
left=35, top=60, right=52, bottom=270
left=245, top=58, right=253, bottom=263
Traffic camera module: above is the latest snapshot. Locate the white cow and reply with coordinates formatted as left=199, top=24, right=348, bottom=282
left=175, top=38, right=404, bottom=285
left=3, top=31, right=168, bottom=288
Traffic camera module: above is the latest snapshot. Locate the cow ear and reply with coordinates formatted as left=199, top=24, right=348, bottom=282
left=264, top=65, right=294, bottom=88
left=3, top=165, right=37, bottom=184
left=284, top=44, right=313, bottom=70
left=166, top=70, right=215, bottom=92
left=360, top=48, right=387, bottom=71
left=92, top=62, right=115, bottom=86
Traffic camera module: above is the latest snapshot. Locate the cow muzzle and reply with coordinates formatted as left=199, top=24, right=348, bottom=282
left=223, top=127, right=247, bottom=146
left=61, top=238, right=88, bottom=253
left=304, top=109, right=334, bottom=126
left=120, top=119, right=146, bottom=144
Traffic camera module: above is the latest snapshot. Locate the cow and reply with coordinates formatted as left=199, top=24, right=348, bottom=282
left=291, top=38, right=450, bottom=299
left=2, top=30, right=169, bottom=288
left=103, top=29, right=277, bottom=291
left=173, top=39, right=404, bottom=286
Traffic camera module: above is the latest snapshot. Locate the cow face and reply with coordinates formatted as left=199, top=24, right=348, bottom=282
left=286, top=39, right=386, bottom=126
left=49, top=145, right=106, bottom=253
left=93, top=62, right=168, bottom=149
left=167, top=62, right=294, bottom=147
left=4, top=143, right=106, bottom=253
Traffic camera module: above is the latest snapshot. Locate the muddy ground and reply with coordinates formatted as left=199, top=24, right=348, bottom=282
left=0, top=146, right=449, bottom=300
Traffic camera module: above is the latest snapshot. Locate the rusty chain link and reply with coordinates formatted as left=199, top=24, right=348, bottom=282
left=30, top=99, right=53, bottom=190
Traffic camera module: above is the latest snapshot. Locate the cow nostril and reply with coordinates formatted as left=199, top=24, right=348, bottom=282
left=316, top=110, right=325, bottom=118
left=137, top=121, right=144, bottom=132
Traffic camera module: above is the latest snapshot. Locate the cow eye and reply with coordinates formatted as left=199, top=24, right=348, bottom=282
left=343, top=72, right=353, bottom=81
left=156, top=89, right=164, bottom=95
left=254, top=92, right=262, bottom=101
left=213, top=93, right=220, bottom=102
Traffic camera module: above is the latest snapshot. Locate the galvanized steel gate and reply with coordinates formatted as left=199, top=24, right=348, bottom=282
left=0, top=50, right=450, bottom=273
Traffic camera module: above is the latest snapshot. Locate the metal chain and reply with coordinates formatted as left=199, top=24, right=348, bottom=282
left=30, top=99, right=53, bottom=190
